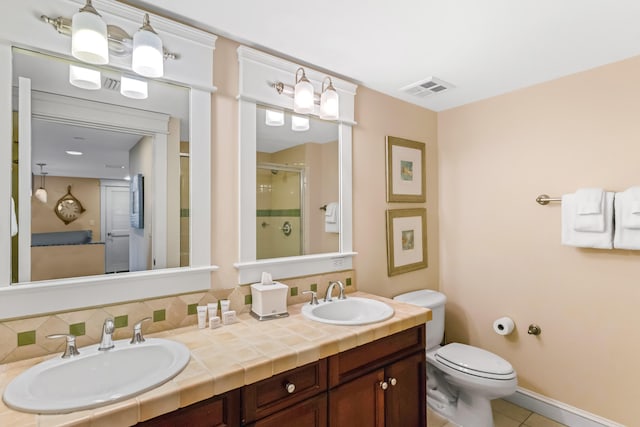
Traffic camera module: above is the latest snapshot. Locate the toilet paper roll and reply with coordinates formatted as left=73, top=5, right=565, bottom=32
left=493, top=317, right=515, bottom=336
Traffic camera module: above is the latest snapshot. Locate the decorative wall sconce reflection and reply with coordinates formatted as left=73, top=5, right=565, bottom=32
left=291, top=115, right=309, bottom=132
left=34, top=163, right=48, bottom=204
left=265, top=109, right=285, bottom=126
left=69, top=64, right=101, bottom=90
left=42, top=1, right=178, bottom=78
left=273, top=67, right=340, bottom=120
left=120, top=75, right=148, bottom=99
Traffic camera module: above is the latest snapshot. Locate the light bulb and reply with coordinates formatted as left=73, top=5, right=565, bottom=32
left=132, top=14, right=164, bottom=78
left=71, top=0, right=109, bottom=65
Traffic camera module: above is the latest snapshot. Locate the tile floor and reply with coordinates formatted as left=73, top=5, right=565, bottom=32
left=427, top=399, right=568, bottom=427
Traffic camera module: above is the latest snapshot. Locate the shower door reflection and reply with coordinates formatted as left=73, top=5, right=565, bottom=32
left=256, top=164, right=304, bottom=259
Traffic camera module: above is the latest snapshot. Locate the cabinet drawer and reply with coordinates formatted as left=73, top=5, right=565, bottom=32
left=243, top=359, right=327, bottom=423
left=328, top=325, right=425, bottom=387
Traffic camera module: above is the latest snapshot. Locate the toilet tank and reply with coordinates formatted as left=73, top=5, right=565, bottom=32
left=393, top=290, right=446, bottom=351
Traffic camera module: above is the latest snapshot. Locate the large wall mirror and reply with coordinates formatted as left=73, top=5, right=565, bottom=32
left=236, top=47, right=357, bottom=284
left=256, top=105, right=339, bottom=260
left=0, top=0, right=217, bottom=319
left=12, top=48, right=190, bottom=283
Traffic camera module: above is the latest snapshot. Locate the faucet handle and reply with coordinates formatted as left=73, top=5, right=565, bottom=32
left=302, top=291, right=319, bottom=305
left=47, top=333, right=80, bottom=358
left=130, top=317, right=152, bottom=344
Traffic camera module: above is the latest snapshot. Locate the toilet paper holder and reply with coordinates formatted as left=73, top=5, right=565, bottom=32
left=527, top=324, right=542, bottom=336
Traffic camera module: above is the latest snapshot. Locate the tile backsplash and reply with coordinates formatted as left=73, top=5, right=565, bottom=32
left=0, top=270, right=355, bottom=364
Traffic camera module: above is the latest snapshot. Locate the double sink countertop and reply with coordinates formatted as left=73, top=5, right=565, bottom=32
left=0, top=291, right=431, bottom=426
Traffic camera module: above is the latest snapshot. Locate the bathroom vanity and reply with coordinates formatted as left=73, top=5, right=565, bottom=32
left=0, top=293, right=430, bottom=426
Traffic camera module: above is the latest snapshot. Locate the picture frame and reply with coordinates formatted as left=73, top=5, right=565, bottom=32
left=386, top=136, right=426, bottom=203
left=386, top=208, right=427, bottom=276
left=130, top=173, right=144, bottom=229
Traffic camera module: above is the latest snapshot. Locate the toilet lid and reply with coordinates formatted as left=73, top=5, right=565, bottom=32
left=435, top=343, right=515, bottom=380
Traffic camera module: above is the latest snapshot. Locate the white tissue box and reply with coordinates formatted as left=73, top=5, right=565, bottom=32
left=250, top=282, right=289, bottom=320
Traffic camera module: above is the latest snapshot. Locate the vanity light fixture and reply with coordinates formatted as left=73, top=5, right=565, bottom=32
left=319, top=77, right=339, bottom=120
left=69, top=64, right=101, bottom=90
left=291, top=114, right=309, bottom=132
left=132, top=14, right=164, bottom=78
left=71, top=0, right=109, bottom=65
left=120, top=75, right=148, bottom=99
left=42, top=9, right=177, bottom=79
left=273, top=67, right=340, bottom=120
left=265, top=108, right=285, bottom=126
left=34, top=163, right=48, bottom=204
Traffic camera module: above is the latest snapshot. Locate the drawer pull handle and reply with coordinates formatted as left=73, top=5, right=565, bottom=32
left=388, top=377, right=397, bottom=387
left=379, top=381, right=389, bottom=390
left=285, top=382, right=296, bottom=394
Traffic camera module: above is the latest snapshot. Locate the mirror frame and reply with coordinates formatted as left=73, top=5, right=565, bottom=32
left=0, top=0, right=217, bottom=319
left=235, top=46, right=358, bottom=284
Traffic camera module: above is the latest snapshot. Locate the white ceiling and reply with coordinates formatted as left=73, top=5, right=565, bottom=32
left=126, top=0, right=640, bottom=111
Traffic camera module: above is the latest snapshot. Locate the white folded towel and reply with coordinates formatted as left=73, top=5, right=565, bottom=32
left=10, top=196, right=18, bottom=237
left=573, top=188, right=605, bottom=232
left=618, top=187, right=640, bottom=229
left=562, top=192, right=613, bottom=249
left=614, top=187, right=640, bottom=250
left=324, top=202, right=339, bottom=233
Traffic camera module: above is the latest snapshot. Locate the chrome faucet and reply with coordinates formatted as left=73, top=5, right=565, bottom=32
left=98, top=318, right=115, bottom=351
left=47, top=333, right=80, bottom=358
left=324, top=280, right=346, bottom=302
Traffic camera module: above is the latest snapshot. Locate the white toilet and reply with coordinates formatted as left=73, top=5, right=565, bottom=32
left=394, top=290, right=517, bottom=427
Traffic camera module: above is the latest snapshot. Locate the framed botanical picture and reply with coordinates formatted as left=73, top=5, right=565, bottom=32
left=386, top=208, right=427, bottom=276
left=386, top=136, right=426, bottom=203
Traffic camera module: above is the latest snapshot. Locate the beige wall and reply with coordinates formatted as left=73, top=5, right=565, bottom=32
left=352, top=87, right=439, bottom=298
left=438, top=55, right=640, bottom=425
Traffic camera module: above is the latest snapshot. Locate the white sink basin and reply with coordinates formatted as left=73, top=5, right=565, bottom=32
left=3, top=338, right=190, bottom=414
left=301, top=297, right=394, bottom=325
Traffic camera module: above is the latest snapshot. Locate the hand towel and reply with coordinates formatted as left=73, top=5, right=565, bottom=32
left=325, top=202, right=339, bottom=233
left=10, top=196, right=18, bottom=237
left=614, top=187, right=640, bottom=250
left=618, top=187, right=640, bottom=229
left=562, top=192, right=613, bottom=249
left=573, top=188, right=605, bottom=232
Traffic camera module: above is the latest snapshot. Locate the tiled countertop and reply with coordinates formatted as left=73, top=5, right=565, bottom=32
left=0, top=291, right=430, bottom=427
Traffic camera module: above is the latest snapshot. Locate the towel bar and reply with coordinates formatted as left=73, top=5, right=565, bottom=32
left=536, top=194, right=561, bottom=205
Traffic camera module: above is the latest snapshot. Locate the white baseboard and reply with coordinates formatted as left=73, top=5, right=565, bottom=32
left=503, top=387, right=624, bottom=427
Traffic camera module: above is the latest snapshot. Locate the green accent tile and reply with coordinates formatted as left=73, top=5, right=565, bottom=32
left=290, top=287, right=298, bottom=297
left=114, top=315, right=128, bottom=329
left=244, top=294, right=252, bottom=305
left=69, top=323, right=85, bottom=337
left=310, top=283, right=317, bottom=292
left=187, top=303, right=198, bottom=315
left=346, top=277, right=352, bottom=287
left=256, top=209, right=301, bottom=217
left=180, top=208, right=190, bottom=218
left=17, top=330, right=36, bottom=347
left=153, top=309, right=166, bottom=322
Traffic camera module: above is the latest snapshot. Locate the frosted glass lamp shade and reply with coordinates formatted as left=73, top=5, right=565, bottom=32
left=132, top=28, right=164, bottom=78
left=69, top=64, right=101, bottom=90
left=320, top=87, right=339, bottom=120
left=291, top=115, right=309, bottom=132
left=34, top=188, right=48, bottom=204
left=71, top=9, right=108, bottom=64
left=121, top=76, right=148, bottom=99
left=265, top=109, right=284, bottom=126
left=294, top=79, right=314, bottom=114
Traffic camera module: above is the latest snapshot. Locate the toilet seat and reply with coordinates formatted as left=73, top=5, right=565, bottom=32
left=434, top=343, right=516, bottom=381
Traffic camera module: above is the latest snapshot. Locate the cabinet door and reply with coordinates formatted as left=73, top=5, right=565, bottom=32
left=329, top=369, right=385, bottom=427
left=136, top=389, right=240, bottom=427
left=385, top=352, right=426, bottom=427
left=247, top=394, right=327, bottom=427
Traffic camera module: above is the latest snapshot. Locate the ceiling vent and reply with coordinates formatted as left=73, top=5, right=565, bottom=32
left=401, top=77, right=454, bottom=98
left=103, top=77, right=120, bottom=91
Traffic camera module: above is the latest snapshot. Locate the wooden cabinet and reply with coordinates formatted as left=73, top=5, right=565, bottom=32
left=328, top=325, right=426, bottom=427
left=136, top=389, right=240, bottom=427
left=243, top=359, right=327, bottom=425
left=138, top=326, right=425, bottom=427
